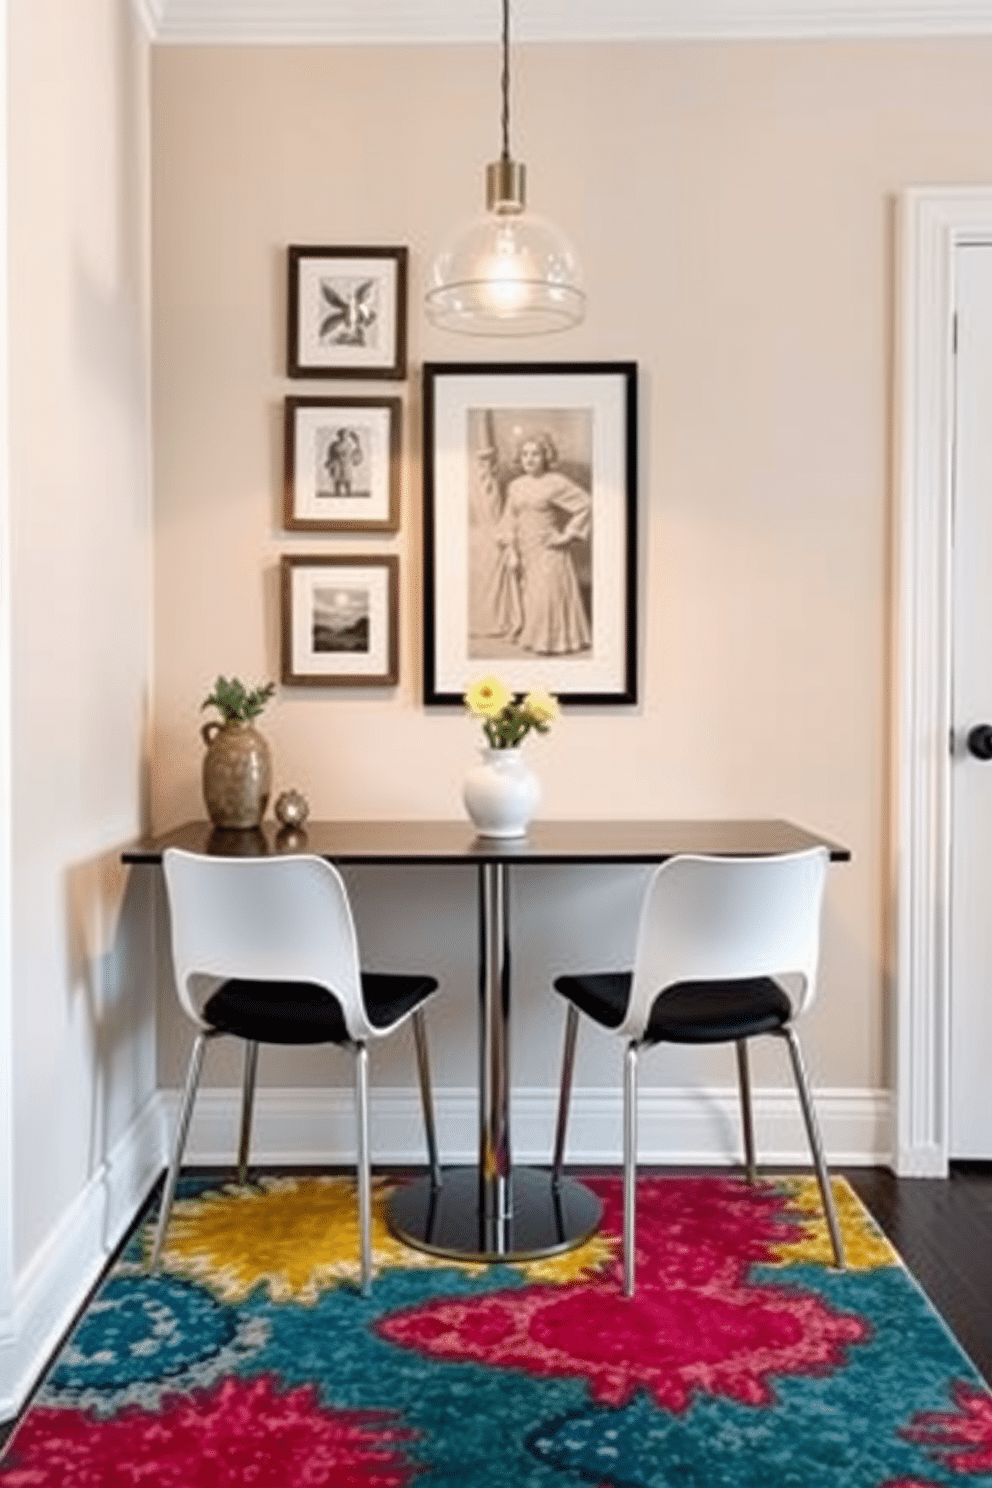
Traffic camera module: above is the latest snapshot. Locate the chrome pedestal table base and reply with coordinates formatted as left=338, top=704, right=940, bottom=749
left=386, top=858, right=602, bottom=1261
left=387, top=1167, right=602, bottom=1261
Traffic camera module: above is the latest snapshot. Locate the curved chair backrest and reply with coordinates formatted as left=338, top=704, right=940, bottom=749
left=162, top=849, right=373, bottom=1043
left=621, top=848, right=830, bottom=1041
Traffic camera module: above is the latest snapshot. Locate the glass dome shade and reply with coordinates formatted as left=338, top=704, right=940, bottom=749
left=425, top=206, right=586, bottom=336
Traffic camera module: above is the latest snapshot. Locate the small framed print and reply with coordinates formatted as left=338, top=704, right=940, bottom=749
left=280, top=554, right=399, bottom=687
left=287, top=245, right=407, bottom=380
left=284, top=396, right=401, bottom=533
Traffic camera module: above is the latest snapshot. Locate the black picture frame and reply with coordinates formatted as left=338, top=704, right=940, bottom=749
left=287, top=245, right=408, bottom=380
left=422, top=361, right=638, bottom=706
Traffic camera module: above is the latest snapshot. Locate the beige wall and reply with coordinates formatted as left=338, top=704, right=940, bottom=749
left=6, top=0, right=155, bottom=1284
left=150, top=38, right=992, bottom=1101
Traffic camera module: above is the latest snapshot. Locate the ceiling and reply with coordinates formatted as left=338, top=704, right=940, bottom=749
left=139, top=0, right=992, bottom=44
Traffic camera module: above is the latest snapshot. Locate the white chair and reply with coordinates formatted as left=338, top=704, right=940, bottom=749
left=550, top=848, right=844, bottom=1295
left=153, top=848, right=442, bottom=1294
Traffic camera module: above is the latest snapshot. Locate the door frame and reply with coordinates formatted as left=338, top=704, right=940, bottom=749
left=895, top=187, right=992, bottom=1174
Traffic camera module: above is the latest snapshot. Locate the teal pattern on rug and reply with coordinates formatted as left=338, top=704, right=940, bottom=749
left=1, top=1173, right=990, bottom=1487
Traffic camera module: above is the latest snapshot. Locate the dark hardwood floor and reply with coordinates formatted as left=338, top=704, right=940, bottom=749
left=846, top=1162, right=992, bottom=1385
left=2, top=1163, right=991, bottom=1453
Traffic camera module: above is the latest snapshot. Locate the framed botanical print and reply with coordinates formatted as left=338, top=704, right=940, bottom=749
left=280, top=554, right=399, bottom=687
left=284, top=396, right=401, bottom=533
left=286, top=245, right=407, bottom=380
left=422, top=361, right=638, bottom=706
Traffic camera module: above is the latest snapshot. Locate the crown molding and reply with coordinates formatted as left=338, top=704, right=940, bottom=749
left=130, top=0, right=166, bottom=39
left=146, top=0, right=992, bottom=45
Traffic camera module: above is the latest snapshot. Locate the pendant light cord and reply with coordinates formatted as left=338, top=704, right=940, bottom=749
left=500, top=0, right=511, bottom=164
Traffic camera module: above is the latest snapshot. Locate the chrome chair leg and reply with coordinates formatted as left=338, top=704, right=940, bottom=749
left=237, top=1040, right=259, bottom=1184
left=354, top=1043, right=373, bottom=1296
left=623, top=1041, right=639, bottom=1298
left=151, top=1029, right=216, bottom=1271
left=735, top=1039, right=757, bottom=1184
left=552, top=1002, right=580, bottom=1185
left=412, top=1008, right=442, bottom=1190
left=780, top=1025, right=845, bottom=1270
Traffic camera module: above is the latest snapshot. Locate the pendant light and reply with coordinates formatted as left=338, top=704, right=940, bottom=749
left=425, top=0, right=585, bottom=336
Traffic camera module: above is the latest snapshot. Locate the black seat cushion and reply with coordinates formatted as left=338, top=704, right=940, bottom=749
left=553, top=971, right=792, bottom=1045
left=203, top=972, right=437, bottom=1047
left=554, top=972, right=631, bottom=1030
left=362, top=972, right=438, bottom=1031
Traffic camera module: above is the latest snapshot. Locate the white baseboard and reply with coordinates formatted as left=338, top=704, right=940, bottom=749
left=0, top=1095, right=164, bottom=1423
left=894, top=1141, right=949, bottom=1177
left=170, top=1083, right=892, bottom=1170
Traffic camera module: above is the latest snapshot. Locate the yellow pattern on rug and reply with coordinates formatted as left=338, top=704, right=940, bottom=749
left=147, top=1175, right=616, bottom=1303
left=767, top=1176, right=897, bottom=1270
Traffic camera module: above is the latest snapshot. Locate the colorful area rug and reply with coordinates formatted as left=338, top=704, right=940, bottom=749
left=1, top=1172, right=991, bottom=1486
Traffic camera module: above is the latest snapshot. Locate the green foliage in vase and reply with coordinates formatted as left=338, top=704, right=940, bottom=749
left=201, top=675, right=276, bottom=725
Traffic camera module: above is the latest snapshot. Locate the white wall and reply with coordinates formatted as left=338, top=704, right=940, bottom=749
left=145, top=38, right=992, bottom=1149
left=0, top=0, right=158, bottom=1420
left=0, top=0, right=14, bottom=1374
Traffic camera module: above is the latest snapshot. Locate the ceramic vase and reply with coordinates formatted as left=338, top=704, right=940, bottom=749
left=201, top=719, right=272, bottom=829
left=463, top=746, right=541, bottom=839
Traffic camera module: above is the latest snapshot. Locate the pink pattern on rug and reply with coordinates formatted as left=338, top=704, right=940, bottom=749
left=377, top=1176, right=868, bottom=1412
left=899, top=1380, right=992, bottom=1475
left=0, top=1375, right=418, bottom=1487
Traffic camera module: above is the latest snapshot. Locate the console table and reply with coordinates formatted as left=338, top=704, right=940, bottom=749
left=122, top=818, right=850, bottom=1263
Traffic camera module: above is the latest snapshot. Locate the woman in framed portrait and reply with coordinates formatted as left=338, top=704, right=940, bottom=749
left=491, top=431, right=592, bottom=656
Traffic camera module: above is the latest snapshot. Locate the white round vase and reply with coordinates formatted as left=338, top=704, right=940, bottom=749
left=463, top=746, right=541, bottom=839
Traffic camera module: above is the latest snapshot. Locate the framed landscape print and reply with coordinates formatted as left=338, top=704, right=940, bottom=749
left=280, top=554, right=399, bottom=687
left=422, top=361, right=638, bottom=706
left=287, top=245, right=407, bottom=380
left=284, top=396, right=401, bottom=533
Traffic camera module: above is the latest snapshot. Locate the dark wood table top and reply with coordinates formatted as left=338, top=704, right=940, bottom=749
left=121, top=818, right=851, bottom=867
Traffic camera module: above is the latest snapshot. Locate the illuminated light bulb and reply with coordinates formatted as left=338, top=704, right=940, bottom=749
left=424, top=0, right=585, bottom=336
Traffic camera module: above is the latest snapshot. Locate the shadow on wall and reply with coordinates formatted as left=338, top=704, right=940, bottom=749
left=64, top=849, right=158, bottom=1241
left=336, top=864, right=479, bottom=1088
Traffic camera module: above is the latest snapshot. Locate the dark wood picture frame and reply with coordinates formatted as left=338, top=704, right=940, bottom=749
left=280, top=554, right=399, bottom=687
left=422, top=361, right=638, bottom=706
left=287, top=245, right=407, bottom=380
left=283, top=395, right=401, bottom=533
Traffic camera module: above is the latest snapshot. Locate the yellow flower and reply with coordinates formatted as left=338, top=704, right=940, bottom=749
left=523, top=688, right=559, bottom=727
left=464, top=675, right=513, bottom=719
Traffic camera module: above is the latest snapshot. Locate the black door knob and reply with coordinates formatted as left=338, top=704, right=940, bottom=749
left=967, top=724, right=992, bottom=760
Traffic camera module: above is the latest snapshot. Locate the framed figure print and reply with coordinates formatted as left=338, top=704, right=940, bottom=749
left=280, top=554, right=399, bottom=687
left=284, top=396, right=401, bottom=532
left=287, top=245, right=407, bottom=379
left=422, top=361, right=638, bottom=706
